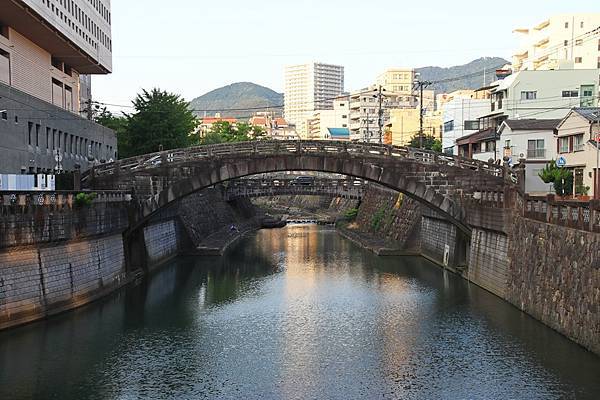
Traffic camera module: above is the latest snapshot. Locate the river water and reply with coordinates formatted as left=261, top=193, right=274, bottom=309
left=0, top=225, right=599, bottom=399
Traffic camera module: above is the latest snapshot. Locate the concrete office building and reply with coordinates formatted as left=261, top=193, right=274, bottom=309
left=513, top=14, right=600, bottom=72
left=284, top=62, right=344, bottom=138
left=0, top=0, right=116, bottom=174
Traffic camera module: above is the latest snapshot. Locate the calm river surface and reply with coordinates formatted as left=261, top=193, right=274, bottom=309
left=1, top=225, right=599, bottom=399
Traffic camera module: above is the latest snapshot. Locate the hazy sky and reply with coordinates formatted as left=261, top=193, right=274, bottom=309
left=94, top=0, right=599, bottom=111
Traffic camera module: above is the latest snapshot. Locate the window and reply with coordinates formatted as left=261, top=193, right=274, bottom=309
left=597, top=56, right=600, bottom=69
left=559, top=137, right=569, bottom=153
left=505, top=139, right=511, bottom=149
left=464, top=120, right=479, bottom=130
left=35, top=124, right=40, bottom=147
left=575, top=57, right=583, bottom=64
left=580, top=21, right=584, bottom=28
left=564, top=40, right=568, bottom=47
left=444, top=120, right=454, bottom=132
left=574, top=134, right=585, bottom=152
left=46, top=127, right=50, bottom=149
left=562, top=90, right=579, bottom=97
left=342, top=115, right=347, bottom=119
left=521, top=91, right=537, bottom=100
left=28, top=122, right=33, bottom=145
left=1, top=110, right=6, bottom=120
left=527, top=139, right=545, bottom=159
left=581, top=85, right=595, bottom=107
left=565, top=21, right=569, bottom=28
left=0, top=48, right=9, bottom=85
left=575, top=39, right=583, bottom=46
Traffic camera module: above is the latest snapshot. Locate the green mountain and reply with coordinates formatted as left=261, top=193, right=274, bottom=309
left=416, top=57, right=510, bottom=93
left=189, top=82, right=283, bottom=119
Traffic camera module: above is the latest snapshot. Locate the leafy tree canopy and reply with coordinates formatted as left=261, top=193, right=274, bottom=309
left=200, top=121, right=266, bottom=145
left=538, top=161, right=573, bottom=196
left=94, top=108, right=130, bottom=158
left=125, top=88, right=197, bottom=157
left=409, top=135, right=442, bottom=152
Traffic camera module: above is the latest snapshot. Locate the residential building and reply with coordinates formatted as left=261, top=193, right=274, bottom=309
left=306, top=96, right=350, bottom=140
left=440, top=90, right=491, bottom=153
left=376, top=68, right=418, bottom=104
left=458, top=68, right=600, bottom=160
left=0, top=0, right=115, bottom=173
left=498, top=119, right=562, bottom=194
left=199, top=115, right=237, bottom=136
left=249, top=112, right=297, bottom=140
left=349, top=85, right=416, bottom=142
left=388, top=108, right=443, bottom=147
left=555, top=108, right=600, bottom=198
left=513, top=14, right=600, bottom=72
left=284, top=62, right=344, bottom=138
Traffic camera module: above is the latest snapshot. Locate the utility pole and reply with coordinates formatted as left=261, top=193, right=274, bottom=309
left=595, top=113, right=600, bottom=199
left=86, top=98, right=93, bottom=120
left=365, top=110, right=370, bottom=143
left=371, top=85, right=385, bottom=144
left=415, top=80, right=431, bottom=148
left=377, top=85, right=384, bottom=144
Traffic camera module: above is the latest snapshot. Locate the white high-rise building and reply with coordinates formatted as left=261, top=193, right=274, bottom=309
left=284, top=62, right=344, bottom=138
left=513, top=14, right=600, bottom=72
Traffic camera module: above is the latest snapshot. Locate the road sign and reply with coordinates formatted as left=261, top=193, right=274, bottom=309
left=556, top=156, right=567, bottom=168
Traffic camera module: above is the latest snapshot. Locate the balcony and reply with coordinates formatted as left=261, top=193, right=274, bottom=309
left=527, top=148, right=546, bottom=159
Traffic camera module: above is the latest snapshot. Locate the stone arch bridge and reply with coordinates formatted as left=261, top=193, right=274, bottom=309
left=223, top=178, right=365, bottom=201
left=85, top=140, right=517, bottom=234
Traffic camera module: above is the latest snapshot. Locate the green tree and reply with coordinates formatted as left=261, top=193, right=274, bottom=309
left=125, top=88, right=197, bottom=157
left=200, top=121, right=267, bottom=145
left=94, top=108, right=130, bottom=158
left=409, top=135, right=442, bottom=152
left=539, top=161, right=574, bottom=196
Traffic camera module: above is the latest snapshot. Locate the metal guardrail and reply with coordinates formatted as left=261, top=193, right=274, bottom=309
left=86, top=140, right=516, bottom=185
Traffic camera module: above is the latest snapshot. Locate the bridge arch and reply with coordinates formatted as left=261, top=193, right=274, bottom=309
left=87, top=141, right=512, bottom=235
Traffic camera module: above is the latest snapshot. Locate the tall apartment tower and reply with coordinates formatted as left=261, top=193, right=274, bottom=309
left=513, top=14, right=600, bottom=71
left=0, top=0, right=116, bottom=173
left=284, top=62, right=344, bottom=138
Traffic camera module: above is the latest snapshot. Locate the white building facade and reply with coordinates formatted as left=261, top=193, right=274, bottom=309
left=441, top=96, right=490, bottom=154
left=284, top=62, right=344, bottom=139
left=513, top=14, right=600, bottom=72
left=497, top=119, right=562, bottom=194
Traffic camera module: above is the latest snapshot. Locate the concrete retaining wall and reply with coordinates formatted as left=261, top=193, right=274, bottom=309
left=421, top=215, right=458, bottom=267
left=143, top=220, right=180, bottom=266
left=0, top=234, right=126, bottom=329
left=468, top=229, right=509, bottom=298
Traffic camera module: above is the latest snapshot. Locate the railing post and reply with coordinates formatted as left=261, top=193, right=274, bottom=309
left=546, top=194, right=553, bottom=224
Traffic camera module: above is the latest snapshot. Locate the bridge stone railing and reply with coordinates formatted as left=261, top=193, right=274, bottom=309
left=0, top=191, right=131, bottom=214
left=524, top=195, right=600, bottom=233
left=87, top=140, right=517, bottom=185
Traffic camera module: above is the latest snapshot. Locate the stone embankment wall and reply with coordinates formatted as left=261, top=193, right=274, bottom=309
left=0, top=187, right=258, bottom=330
left=505, top=215, right=600, bottom=355
left=0, top=202, right=129, bottom=330
left=0, top=203, right=129, bottom=249
left=350, top=185, right=599, bottom=355
left=143, top=187, right=257, bottom=265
